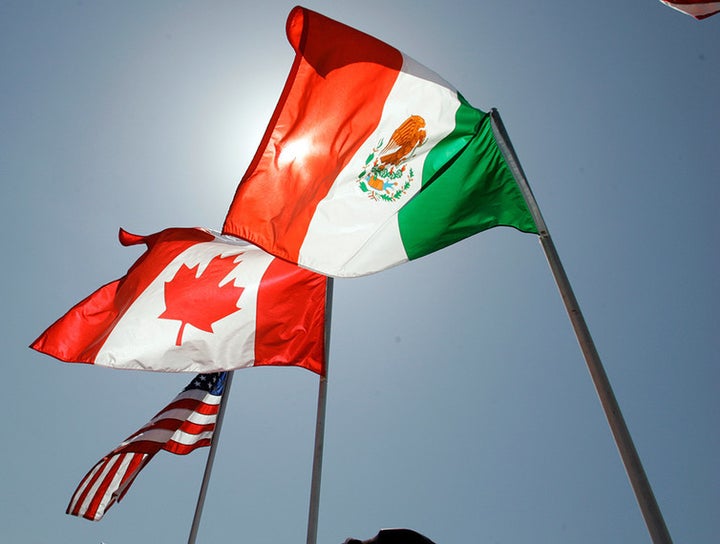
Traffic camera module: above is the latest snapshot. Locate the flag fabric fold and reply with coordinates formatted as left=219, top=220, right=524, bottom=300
left=222, top=6, right=538, bottom=278
left=67, top=372, right=227, bottom=521
left=659, top=1, right=720, bottom=19
left=32, top=227, right=327, bottom=375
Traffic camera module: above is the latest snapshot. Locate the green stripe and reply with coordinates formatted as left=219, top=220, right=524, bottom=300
left=398, top=96, right=538, bottom=260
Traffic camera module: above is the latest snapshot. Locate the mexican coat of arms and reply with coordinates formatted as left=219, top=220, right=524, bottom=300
left=357, top=115, right=427, bottom=202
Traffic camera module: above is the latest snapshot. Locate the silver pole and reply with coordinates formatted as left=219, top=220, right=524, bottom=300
left=490, top=108, right=672, bottom=544
left=306, top=277, right=334, bottom=544
left=187, top=370, right=235, bottom=544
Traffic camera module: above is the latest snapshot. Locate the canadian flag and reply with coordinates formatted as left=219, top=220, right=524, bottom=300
left=32, top=227, right=327, bottom=375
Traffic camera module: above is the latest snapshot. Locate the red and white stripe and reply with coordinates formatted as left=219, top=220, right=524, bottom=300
left=660, top=1, right=720, bottom=19
left=67, top=386, right=221, bottom=521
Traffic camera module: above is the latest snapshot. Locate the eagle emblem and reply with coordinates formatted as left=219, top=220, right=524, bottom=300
left=357, top=115, right=427, bottom=202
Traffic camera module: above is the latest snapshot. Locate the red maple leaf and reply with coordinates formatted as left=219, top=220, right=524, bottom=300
left=159, top=253, right=245, bottom=346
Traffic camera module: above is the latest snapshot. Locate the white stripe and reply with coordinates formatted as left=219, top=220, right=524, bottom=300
left=68, top=460, right=104, bottom=513
left=75, top=458, right=118, bottom=517
left=78, top=454, right=133, bottom=520
left=147, top=407, right=218, bottom=427
left=92, top=454, right=138, bottom=519
left=125, top=427, right=215, bottom=446
left=168, top=429, right=215, bottom=446
left=166, top=388, right=223, bottom=405
left=298, top=55, right=461, bottom=277
left=95, top=233, right=274, bottom=372
left=142, top=389, right=221, bottom=426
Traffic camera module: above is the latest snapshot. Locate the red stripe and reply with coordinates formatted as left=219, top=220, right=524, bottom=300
left=663, top=0, right=720, bottom=18
left=666, top=0, right=716, bottom=5
left=163, top=438, right=213, bottom=455
left=222, top=6, right=402, bottom=262
left=114, top=437, right=212, bottom=455
left=70, top=455, right=118, bottom=520
left=84, top=455, right=127, bottom=520
left=123, top=399, right=218, bottom=441
left=124, top=418, right=216, bottom=443
left=68, top=457, right=111, bottom=517
left=67, top=464, right=98, bottom=516
left=254, top=257, right=327, bottom=375
left=174, top=418, right=215, bottom=435
left=115, top=440, right=175, bottom=455
left=113, top=453, right=151, bottom=505
left=145, top=397, right=220, bottom=420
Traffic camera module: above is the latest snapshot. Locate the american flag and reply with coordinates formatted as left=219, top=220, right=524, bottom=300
left=67, top=372, right=227, bottom=521
left=660, top=0, right=720, bottom=19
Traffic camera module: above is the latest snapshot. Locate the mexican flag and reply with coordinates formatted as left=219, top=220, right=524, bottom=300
left=31, top=227, right=327, bottom=375
left=222, top=6, right=538, bottom=278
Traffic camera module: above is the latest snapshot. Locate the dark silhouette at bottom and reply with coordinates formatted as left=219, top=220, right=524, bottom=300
left=344, top=528, right=437, bottom=544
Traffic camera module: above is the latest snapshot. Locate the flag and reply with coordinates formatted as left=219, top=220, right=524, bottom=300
left=32, top=227, right=326, bottom=374
left=221, top=6, right=538, bottom=278
left=67, top=371, right=227, bottom=521
left=659, top=1, right=720, bottom=18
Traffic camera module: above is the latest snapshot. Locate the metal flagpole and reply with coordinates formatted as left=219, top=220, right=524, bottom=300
left=306, top=277, right=334, bottom=544
left=187, top=370, right=235, bottom=544
left=489, top=108, right=673, bottom=544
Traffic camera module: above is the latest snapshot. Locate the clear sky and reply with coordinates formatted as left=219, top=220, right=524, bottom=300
left=2, top=1, right=718, bottom=543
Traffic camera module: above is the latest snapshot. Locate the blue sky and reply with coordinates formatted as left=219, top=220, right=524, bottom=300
left=2, top=1, right=718, bottom=543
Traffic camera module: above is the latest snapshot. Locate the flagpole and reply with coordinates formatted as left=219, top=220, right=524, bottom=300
left=489, top=108, right=673, bottom=544
left=306, top=277, right=334, bottom=544
left=187, top=370, right=235, bottom=544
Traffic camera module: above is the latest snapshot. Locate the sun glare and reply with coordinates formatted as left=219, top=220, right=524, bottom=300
left=278, top=136, right=314, bottom=168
